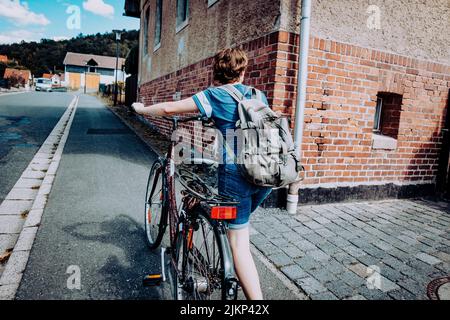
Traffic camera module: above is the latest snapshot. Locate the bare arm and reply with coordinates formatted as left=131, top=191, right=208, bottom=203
left=132, top=98, right=199, bottom=117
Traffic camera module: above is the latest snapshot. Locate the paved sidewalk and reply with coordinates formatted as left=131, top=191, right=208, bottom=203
left=250, top=198, right=450, bottom=300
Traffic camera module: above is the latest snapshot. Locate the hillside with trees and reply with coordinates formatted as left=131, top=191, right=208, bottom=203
left=0, top=30, right=139, bottom=77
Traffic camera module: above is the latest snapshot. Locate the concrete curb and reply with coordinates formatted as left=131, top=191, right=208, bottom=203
left=0, top=95, right=79, bottom=300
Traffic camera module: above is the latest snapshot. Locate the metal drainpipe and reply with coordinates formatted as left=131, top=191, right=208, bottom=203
left=286, top=0, right=312, bottom=214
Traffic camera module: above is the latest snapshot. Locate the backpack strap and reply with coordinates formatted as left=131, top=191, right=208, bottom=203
left=220, top=84, right=261, bottom=102
left=220, top=84, right=244, bottom=101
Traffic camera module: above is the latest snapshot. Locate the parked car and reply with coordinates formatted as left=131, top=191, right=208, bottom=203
left=35, top=78, right=52, bottom=92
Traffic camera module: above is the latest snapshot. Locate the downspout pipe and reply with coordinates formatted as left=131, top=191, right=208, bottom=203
left=287, top=0, right=311, bottom=214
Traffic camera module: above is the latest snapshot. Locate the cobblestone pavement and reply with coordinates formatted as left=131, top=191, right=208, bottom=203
left=250, top=198, right=450, bottom=300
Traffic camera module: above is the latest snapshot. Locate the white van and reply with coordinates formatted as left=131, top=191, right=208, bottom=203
left=35, top=78, right=52, bottom=92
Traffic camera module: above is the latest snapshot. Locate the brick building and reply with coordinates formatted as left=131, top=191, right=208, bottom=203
left=124, top=0, right=450, bottom=206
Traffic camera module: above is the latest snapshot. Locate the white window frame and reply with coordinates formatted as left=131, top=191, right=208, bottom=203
left=176, top=0, right=189, bottom=33
left=373, top=96, right=382, bottom=132
left=207, top=0, right=219, bottom=8
left=154, top=0, right=162, bottom=52
left=143, top=6, right=150, bottom=55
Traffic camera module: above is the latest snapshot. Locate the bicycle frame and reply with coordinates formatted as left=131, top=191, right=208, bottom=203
left=156, top=116, right=238, bottom=298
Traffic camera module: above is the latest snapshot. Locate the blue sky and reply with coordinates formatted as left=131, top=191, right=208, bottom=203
left=0, top=0, right=140, bottom=44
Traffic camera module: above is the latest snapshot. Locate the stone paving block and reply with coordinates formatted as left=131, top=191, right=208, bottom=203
left=0, top=250, right=29, bottom=285
left=281, top=246, right=305, bottom=259
left=0, top=216, right=24, bottom=234
left=42, top=174, right=55, bottom=185
left=0, top=283, right=19, bottom=300
left=316, top=242, right=340, bottom=256
left=13, top=178, right=42, bottom=189
left=307, top=249, right=330, bottom=262
left=303, top=232, right=327, bottom=245
left=5, top=188, right=38, bottom=201
left=281, top=231, right=304, bottom=244
left=324, top=280, right=355, bottom=299
left=344, top=294, right=367, bottom=300
left=280, top=264, right=308, bottom=281
left=415, top=252, right=442, bottom=265
left=310, top=291, right=338, bottom=300
left=254, top=242, right=279, bottom=256
left=21, top=170, right=46, bottom=179
left=343, top=245, right=366, bottom=258
left=295, top=256, right=321, bottom=272
left=14, top=227, right=38, bottom=251
left=308, top=268, right=339, bottom=283
left=267, top=252, right=293, bottom=268
left=295, top=277, right=328, bottom=296
left=340, top=271, right=366, bottom=288
left=387, top=288, right=419, bottom=300
left=314, top=228, right=335, bottom=238
left=23, top=209, right=44, bottom=228
left=357, top=286, right=392, bottom=300
left=31, top=195, right=48, bottom=210
left=292, top=226, right=314, bottom=236
left=0, top=234, right=19, bottom=253
left=295, top=239, right=317, bottom=251
left=432, top=251, right=450, bottom=263
left=312, top=216, right=331, bottom=225
left=397, top=278, right=426, bottom=298
left=347, top=262, right=368, bottom=278
left=303, top=220, right=323, bottom=230
left=0, top=200, right=33, bottom=215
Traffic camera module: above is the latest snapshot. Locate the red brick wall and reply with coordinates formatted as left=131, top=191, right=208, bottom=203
left=139, top=30, right=450, bottom=187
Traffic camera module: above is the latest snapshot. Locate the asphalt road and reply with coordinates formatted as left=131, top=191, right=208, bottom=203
left=10, top=93, right=298, bottom=300
left=0, top=92, right=73, bottom=203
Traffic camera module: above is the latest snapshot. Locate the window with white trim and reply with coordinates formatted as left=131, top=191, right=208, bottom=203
left=373, top=92, right=402, bottom=140
left=143, top=6, right=150, bottom=55
left=207, top=0, right=219, bottom=7
left=154, top=0, right=162, bottom=50
left=176, top=0, right=189, bottom=32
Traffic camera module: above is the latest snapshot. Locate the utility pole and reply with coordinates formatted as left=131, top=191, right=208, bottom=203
left=113, top=30, right=122, bottom=106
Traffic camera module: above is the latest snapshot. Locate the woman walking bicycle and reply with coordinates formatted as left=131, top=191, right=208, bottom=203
left=133, top=48, right=272, bottom=300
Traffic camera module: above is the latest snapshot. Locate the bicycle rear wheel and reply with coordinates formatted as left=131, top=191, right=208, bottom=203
left=144, top=160, right=167, bottom=249
left=172, top=209, right=237, bottom=300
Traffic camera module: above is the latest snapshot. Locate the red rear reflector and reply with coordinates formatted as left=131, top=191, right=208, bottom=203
left=211, top=206, right=237, bottom=220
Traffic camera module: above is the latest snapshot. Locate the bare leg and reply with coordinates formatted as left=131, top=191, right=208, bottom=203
left=227, top=227, right=263, bottom=300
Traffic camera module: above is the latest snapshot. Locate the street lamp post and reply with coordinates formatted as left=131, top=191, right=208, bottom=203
left=113, top=30, right=122, bottom=106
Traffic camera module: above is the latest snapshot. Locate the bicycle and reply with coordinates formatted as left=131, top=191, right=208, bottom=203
left=142, top=115, right=240, bottom=300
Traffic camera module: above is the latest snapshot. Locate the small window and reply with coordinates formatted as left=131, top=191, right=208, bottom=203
left=373, top=92, right=402, bottom=140
left=208, top=0, right=219, bottom=7
left=143, top=7, right=150, bottom=55
left=154, top=0, right=162, bottom=50
left=176, top=0, right=189, bottom=32
left=373, top=97, right=383, bottom=132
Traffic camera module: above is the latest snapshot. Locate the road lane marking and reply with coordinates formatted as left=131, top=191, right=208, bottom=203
left=0, top=95, right=79, bottom=300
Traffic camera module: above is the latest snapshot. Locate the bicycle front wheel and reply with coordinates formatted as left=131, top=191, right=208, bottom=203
left=172, top=210, right=236, bottom=300
left=144, top=160, right=167, bottom=249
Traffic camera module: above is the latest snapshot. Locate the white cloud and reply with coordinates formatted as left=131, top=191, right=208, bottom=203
left=0, top=29, right=43, bottom=44
left=82, top=0, right=114, bottom=18
left=53, top=36, right=70, bottom=41
left=0, top=0, right=50, bottom=26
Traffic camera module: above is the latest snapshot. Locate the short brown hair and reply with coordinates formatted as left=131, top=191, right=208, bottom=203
left=213, top=48, right=248, bottom=85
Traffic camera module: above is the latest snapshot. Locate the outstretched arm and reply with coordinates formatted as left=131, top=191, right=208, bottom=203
left=132, top=98, right=198, bottom=117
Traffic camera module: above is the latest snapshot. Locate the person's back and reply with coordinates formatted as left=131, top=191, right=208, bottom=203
left=133, top=48, right=271, bottom=300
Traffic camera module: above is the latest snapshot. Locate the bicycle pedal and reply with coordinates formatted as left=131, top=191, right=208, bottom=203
left=143, top=274, right=163, bottom=287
